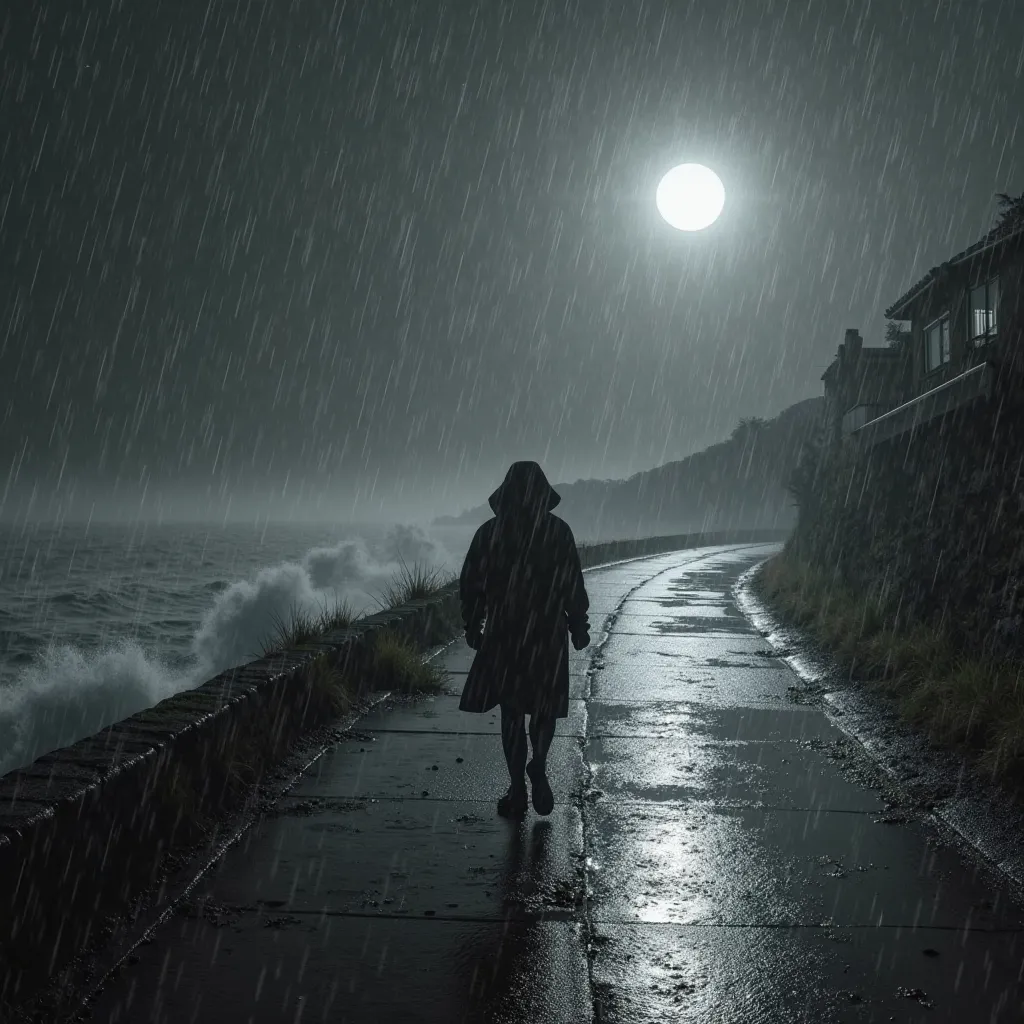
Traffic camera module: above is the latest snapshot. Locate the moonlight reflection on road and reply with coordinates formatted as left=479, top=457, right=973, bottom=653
left=656, top=163, right=726, bottom=231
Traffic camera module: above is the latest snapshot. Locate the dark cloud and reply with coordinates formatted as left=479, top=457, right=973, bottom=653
left=2, top=0, right=1021, bottom=521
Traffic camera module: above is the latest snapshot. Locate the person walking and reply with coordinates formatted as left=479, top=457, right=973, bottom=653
left=458, top=461, right=591, bottom=817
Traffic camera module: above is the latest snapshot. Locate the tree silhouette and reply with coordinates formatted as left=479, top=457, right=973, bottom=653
left=731, top=416, right=767, bottom=443
left=994, top=191, right=1024, bottom=233
left=786, top=432, right=824, bottom=512
left=885, top=319, right=910, bottom=350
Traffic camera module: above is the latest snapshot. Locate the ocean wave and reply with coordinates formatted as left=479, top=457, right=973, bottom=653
left=0, top=641, right=194, bottom=776
left=191, top=528, right=452, bottom=678
left=42, top=589, right=127, bottom=613
left=0, top=524, right=457, bottom=776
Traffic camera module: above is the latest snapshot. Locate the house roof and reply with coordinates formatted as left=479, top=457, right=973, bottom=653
left=821, top=345, right=900, bottom=383
left=884, top=218, right=1024, bottom=319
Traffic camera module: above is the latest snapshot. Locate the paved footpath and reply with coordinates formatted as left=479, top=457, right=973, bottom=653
left=84, top=545, right=1024, bottom=1023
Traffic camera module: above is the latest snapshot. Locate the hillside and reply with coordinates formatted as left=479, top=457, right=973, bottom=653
left=434, top=397, right=825, bottom=542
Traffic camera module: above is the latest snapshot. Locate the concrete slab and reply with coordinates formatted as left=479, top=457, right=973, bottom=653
left=198, top=800, right=584, bottom=920
left=590, top=661, right=795, bottom=706
left=584, top=600, right=630, bottom=620
left=444, top=672, right=591, bottom=702
left=584, top=572, right=660, bottom=589
left=593, top=612, right=625, bottom=633
left=439, top=643, right=593, bottom=676
left=589, top=567, right=674, bottom=582
left=434, top=643, right=479, bottom=674
left=290, top=733, right=587, bottom=803
left=76, top=543, right=1024, bottom=1023
left=587, top=737, right=885, bottom=810
left=86, top=916, right=593, bottom=1024
left=587, top=803, right=1024, bottom=929
left=360, top=695, right=587, bottom=737
left=590, top=922, right=1024, bottom=1023
left=588, top=554, right=693, bottom=575
left=631, top=589, right=731, bottom=602
left=633, top=573, right=751, bottom=602
left=588, top=701, right=843, bottom=743
left=617, top=600, right=737, bottom=616
left=599, top=633, right=779, bottom=667
left=610, top=613, right=752, bottom=636
left=580, top=594, right=637, bottom=617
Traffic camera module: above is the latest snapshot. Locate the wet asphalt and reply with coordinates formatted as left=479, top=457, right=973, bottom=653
left=82, top=545, right=1024, bottom=1023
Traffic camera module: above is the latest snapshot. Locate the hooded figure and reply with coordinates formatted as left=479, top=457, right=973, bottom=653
left=458, top=461, right=590, bottom=817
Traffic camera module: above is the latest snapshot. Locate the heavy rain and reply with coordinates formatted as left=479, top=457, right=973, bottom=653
left=1, top=0, right=1023, bottom=1020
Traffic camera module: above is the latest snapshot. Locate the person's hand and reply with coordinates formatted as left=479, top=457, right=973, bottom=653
left=465, top=627, right=483, bottom=651
left=571, top=630, right=591, bottom=651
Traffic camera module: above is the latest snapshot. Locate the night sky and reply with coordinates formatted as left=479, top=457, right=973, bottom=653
left=2, top=0, right=1022, bottom=523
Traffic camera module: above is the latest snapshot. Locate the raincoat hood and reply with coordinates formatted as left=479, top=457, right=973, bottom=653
left=488, top=461, right=561, bottom=516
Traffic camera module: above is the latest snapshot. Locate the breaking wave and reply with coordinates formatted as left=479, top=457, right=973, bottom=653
left=0, top=524, right=457, bottom=775
left=0, top=641, right=193, bottom=778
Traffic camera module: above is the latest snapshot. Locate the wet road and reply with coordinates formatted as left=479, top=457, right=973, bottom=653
left=82, top=545, right=1024, bottom=1023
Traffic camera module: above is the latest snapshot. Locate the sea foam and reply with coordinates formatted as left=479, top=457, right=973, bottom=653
left=0, top=525, right=457, bottom=776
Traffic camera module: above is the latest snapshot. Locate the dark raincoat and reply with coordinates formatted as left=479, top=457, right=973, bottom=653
left=458, top=462, right=590, bottom=719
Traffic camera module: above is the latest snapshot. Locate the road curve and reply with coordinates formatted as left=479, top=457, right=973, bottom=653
left=80, top=544, right=1024, bottom=1023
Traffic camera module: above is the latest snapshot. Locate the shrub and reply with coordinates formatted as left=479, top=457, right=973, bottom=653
left=374, top=558, right=456, bottom=610
left=365, top=628, right=448, bottom=694
left=755, top=551, right=1024, bottom=792
left=259, top=597, right=355, bottom=656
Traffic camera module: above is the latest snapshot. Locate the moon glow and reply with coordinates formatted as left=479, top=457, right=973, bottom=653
left=656, top=164, right=726, bottom=231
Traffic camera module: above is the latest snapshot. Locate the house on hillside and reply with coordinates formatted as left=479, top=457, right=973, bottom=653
left=826, top=213, right=1024, bottom=449
left=821, top=328, right=909, bottom=445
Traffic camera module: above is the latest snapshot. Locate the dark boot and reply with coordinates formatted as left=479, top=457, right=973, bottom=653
left=497, top=785, right=528, bottom=817
left=526, top=714, right=556, bottom=815
left=525, top=760, right=554, bottom=815
left=499, top=705, right=529, bottom=817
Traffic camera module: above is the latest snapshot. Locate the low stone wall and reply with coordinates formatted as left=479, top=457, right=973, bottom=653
left=0, top=526, right=785, bottom=1005
left=0, top=594, right=459, bottom=1005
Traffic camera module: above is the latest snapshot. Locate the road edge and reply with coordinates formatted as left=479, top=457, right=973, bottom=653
left=734, top=558, right=1024, bottom=897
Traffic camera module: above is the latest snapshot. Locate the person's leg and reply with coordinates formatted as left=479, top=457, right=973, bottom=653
left=527, top=714, right=556, bottom=771
left=500, top=706, right=528, bottom=780
left=526, top=713, right=557, bottom=815
left=498, top=704, right=528, bottom=816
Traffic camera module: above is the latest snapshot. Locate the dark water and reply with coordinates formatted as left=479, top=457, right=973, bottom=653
left=0, top=520, right=472, bottom=775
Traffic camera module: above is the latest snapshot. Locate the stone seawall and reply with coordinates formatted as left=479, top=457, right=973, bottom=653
left=0, top=527, right=786, bottom=1005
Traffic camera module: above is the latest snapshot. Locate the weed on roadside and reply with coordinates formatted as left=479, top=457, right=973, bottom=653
left=754, top=551, right=1024, bottom=791
left=374, top=558, right=457, bottom=610
left=367, top=628, right=448, bottom=694
left=259, top=596, right=355, bottom=656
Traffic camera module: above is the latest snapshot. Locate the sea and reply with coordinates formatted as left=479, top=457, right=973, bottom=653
left=0, top=520, right=476, bottom=777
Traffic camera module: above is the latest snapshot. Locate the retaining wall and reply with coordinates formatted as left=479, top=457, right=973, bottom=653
left=0, top=527, right=786, bottom=1005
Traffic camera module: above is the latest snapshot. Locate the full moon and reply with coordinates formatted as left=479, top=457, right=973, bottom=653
left=656, top=163, right=725, bottom=231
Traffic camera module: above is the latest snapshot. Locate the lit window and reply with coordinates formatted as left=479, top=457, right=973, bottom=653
left=924, top=315, right=950, bottom=372
left=969, top=277, right=999, bottom=345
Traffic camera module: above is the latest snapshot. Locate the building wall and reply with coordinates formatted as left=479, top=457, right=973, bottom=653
left=994, top=256, right=1024, bottom=375
left=907, top=269, right=966, bottom=397
left=907, top=246, right=1022, bottom=399
left=790, top=382, right=1024, bottom=659
left=822, top=329, right=909, bottom=446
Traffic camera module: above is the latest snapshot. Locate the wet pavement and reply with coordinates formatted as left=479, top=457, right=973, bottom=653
left=81, top=545, right=1024, bottom=1023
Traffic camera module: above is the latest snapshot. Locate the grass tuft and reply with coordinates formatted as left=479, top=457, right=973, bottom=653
left=374, top=558, right=456, bottom=610
left=306, top=653, right=358, bottom=717
left=365, top=628, right=448, bottom=694
left=259, top=596, right=356, bottom=656
left=754, top=551, right=1024, bottom=791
